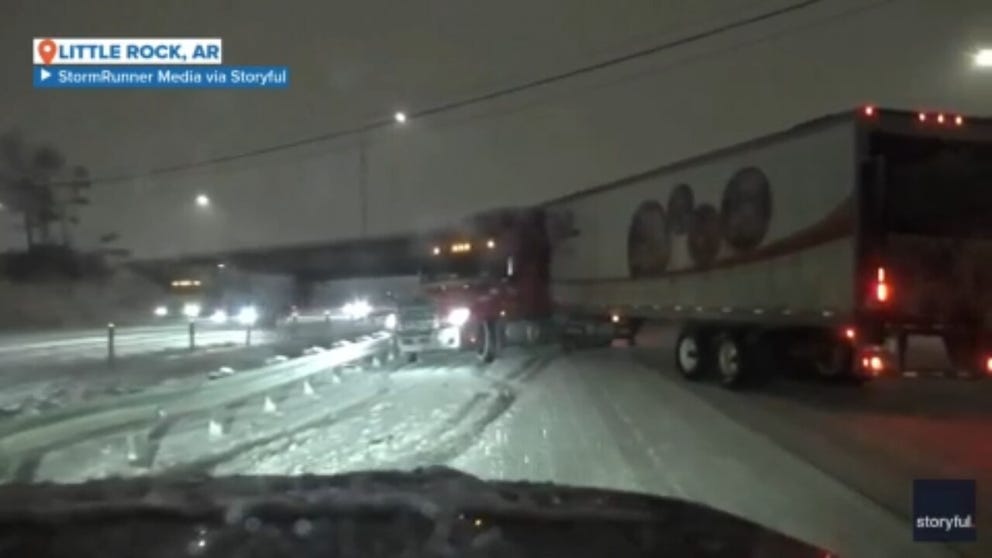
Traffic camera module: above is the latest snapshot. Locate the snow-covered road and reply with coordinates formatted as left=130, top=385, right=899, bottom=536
left=211, top=347, right=966, bottom=558
left=11, top=327, right=991, bottom=558
left=0, top=324, right=277, bottom=367
left=0, top=321, right=377, bottom=417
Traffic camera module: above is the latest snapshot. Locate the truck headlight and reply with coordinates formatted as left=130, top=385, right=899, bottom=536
left=210, top=309, right=228, bottom=325
left=446, top=307, right=470, bottom=327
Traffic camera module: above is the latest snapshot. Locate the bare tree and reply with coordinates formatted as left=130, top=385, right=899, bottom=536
left=0, top=130, right=81, bottom=250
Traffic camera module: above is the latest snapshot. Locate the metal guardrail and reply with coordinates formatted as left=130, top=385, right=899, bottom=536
left=0, top=332, right=394, bottom=482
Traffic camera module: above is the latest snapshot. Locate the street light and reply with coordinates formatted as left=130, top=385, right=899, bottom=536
left=393, top=111, right=407, bottom=124
left=974, top=49, right=992, bottom=67
left=195, top=194, right=210, bottom=207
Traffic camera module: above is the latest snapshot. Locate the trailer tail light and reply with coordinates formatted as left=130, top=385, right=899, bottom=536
left=869, top=355, right=884, bottom=372
left=873, top=267, right=891, bottom=304
left=915, top=111, right=964, bottom=127
left=859, top=354, right=885, bottom=376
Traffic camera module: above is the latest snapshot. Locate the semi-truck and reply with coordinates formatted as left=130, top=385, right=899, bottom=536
left=395, top=107, right=992, bottom=387
left=393, top=207, right=552, bottom=363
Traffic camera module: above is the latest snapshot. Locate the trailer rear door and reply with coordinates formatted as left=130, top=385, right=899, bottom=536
left=868, top=132, right=992, bottom=330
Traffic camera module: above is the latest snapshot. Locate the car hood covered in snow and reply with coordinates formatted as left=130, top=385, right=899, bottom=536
left=0, top=467, right=830, bottom=557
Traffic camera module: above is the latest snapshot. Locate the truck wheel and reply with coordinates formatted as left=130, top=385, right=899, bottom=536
left=477, top=321, right=498, bottom=363
left=675, top=328, right=710, bottom=380
left=715, top=332, right=748, bottom=389
left=814, top=339, right=856, bottom=380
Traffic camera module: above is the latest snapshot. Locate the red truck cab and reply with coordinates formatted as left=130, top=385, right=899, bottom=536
left=393, top=208, right=550, bottom=362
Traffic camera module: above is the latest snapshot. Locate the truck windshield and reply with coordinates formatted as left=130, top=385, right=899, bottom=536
left=421, top=250, right=508, bottom=283
left=879, top=133, right=992, bottom=238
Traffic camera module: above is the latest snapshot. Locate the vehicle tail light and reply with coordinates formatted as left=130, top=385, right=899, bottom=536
left=869, top=355, right=884, bottom=372
left=843, top=327, right=856, bottom=340
left=860, top=354, right=885, bottom=376
left=858, top=347, right=887, bottom=376
left=985, top=356, right=992, bottom=375
left=918, top=112, right=927, bottom=122
left=872, top=267, right=891, bottom=304
left=937, top=113, right=946, bottom=124
left=955, top=115, right=964, bottom=126
left=862, top=105, right=875, bottom=117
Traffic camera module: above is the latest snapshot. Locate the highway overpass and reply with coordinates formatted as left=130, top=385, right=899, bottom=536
left=131, top=234, right=424, bottom=283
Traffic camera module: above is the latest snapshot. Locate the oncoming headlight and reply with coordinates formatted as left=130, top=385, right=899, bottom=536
left=446, top=307, right=470, bottom=327
left=237, top=305, right=259, bottom=326
left=384, top=313, right=398, bottom=330
left=210, top=309, right=228, bottom=325
left=182, top=303, right=202, bottom=319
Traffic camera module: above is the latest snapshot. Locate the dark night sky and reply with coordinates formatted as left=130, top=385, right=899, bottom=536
left=1, top=0, right=990, bottom=258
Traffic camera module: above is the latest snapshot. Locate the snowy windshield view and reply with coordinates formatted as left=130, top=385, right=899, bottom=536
left=2, top=2, right=992, bottom=557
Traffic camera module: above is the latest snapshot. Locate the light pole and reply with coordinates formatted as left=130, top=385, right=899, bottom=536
left=357, top=110, right=407, bottom=238
left=359, top=133, right=368, bottom=237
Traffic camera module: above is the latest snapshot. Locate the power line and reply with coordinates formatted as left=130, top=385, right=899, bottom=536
left=84, top=0, right=825, bottom=187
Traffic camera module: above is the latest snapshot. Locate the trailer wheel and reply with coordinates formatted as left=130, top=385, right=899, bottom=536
left=715, top=332, right=749, bottom=389
left=675, top=328, right=710, bottom=380
left=814, top=339, right=855, bottom=380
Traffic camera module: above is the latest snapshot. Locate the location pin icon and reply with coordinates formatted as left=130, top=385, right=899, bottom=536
left=37, top=39, right=56, bottom=65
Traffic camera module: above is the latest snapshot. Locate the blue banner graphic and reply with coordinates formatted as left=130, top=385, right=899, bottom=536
left=913, top=479, right=977, bottom=542
left=34, top=65, right=289, bottom=89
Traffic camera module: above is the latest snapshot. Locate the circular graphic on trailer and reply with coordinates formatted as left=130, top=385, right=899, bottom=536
left=688, top=204, right=721, bottom=266
left=627, top=201, right=671, bottom=277
left=667, top=184, right=694, bottom=235
left=721, top=167, right=772, bottom=252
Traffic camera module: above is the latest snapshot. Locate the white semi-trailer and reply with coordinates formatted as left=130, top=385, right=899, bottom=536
left=540, top=107, right=992, bottom=387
